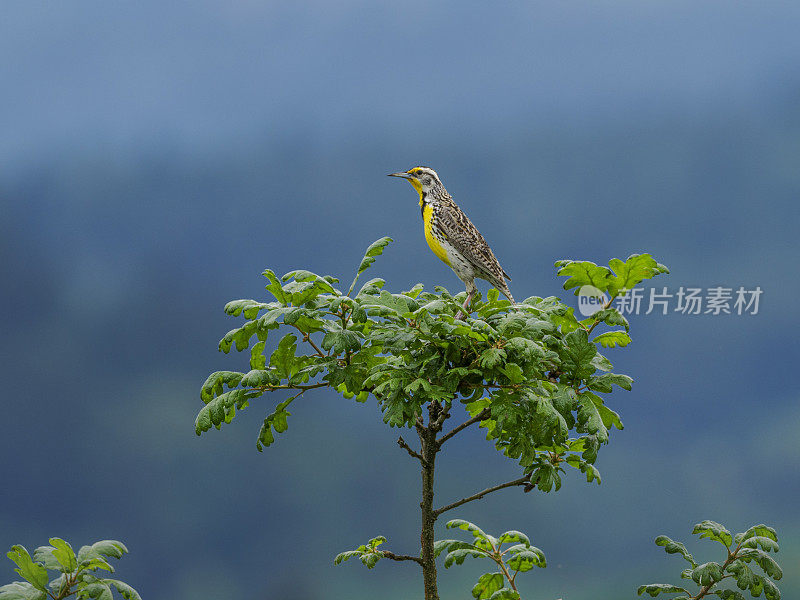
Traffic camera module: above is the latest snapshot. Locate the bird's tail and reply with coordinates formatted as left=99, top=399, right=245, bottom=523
left=498, top=282, right=514, bottom=304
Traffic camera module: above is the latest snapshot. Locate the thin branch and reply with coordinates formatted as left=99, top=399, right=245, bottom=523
left=247, top=382, right=328, bottom=393
left=458, top=382, right=524, bottom=390
left=437, top=408, right=490, bottom=446
left=381, top=550, right=423, bottom=565
left=434, top=475, right=530, bottom=516
left=586, top=295, right=617, bottom=335
left=297, top=327, right=326, bottom=357
left=397, top=436, right=425, bottom=463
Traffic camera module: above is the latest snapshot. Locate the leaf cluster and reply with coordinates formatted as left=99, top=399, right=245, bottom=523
left=639, top=521, right=782, bottom=600
left=434, top=519, right=545, bottom=600
left=556, top=253, right=669, bottom=298
left=1, top=539, right=139, bottom=600
left=197, top=239, right=667, bottom=487
left=333, top=536, right=388, bottom=570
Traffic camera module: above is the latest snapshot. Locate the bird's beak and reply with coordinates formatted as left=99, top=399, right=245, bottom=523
left=388, top=172, right=414, bottom=179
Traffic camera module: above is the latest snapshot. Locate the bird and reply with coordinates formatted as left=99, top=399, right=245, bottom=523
left=388, top=166, right=513, bottom=319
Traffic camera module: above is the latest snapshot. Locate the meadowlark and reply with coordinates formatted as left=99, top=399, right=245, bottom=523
left=389, top=166, right=513, bottom=318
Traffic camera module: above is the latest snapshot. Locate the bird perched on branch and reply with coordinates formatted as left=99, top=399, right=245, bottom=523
left=389, top=166, right=513, bottom=319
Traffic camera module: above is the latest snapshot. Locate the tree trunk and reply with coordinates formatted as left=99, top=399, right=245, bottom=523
left=419, top=404, right=443, bottom=600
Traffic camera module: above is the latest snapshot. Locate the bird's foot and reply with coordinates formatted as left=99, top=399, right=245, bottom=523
left=455, top=292, right=474, bottom=321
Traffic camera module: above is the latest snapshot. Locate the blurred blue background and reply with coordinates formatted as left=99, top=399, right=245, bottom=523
left=1, top=2, right=798, bottom=598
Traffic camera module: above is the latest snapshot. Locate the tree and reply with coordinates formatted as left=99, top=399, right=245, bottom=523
left=195, top=237, right=668, bottom=599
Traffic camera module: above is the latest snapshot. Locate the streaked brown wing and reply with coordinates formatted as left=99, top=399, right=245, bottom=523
left=436, top=204, right=509, bottom=287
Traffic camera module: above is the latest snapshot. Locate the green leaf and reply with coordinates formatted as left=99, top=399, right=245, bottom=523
left=357, top=277, right=386, bottom=296
left=78, top=581, right=114, bottom=600
left=737, top=524, right=778, bottom=545
left=637, top=583, right=691, bottom=597
left=256, top=398, right=295, bottom=451
left=446, top=520, right=489, bottom=543
left=262, top=269, right=289, bottom=304
left=727, top=560, right=760, bottom=591
left=578, top=460, right=601, bottom=484
left=506, top=547, right=546, bottom=571
left=576, top=393, right=609, bottom=442
left=405, top=378, right=432, bottom=394
left=218, top=320, right=259, bottom=353
left=555, top=260, right=614, bottom=293
left=443, top=548, right=484, bottom=568
left=496, top=531, right=530, bottom=546
left=333, top=550, right=361, bottom=565
left=200, top=370, right=244, bottom=402
left=714, top=590, right=746, bottom=600
left=223, top=299, right=268, bottom=318
left=472, top=572, right=504, bottom=599
left=488, top=589, right=520, bottom=600
left=101, top=579, right=141, bottom=600
left=740, top=536, right=779, bottom=553
left=529, top=462, right=561, bottom=492
left=348, top=237, right=393, bottom=295
left=269, top=334, right=300, bottom=378
left=654, top=536, right=697, bottom=567
left=359, top=290, right=417, bottom=317
left=588, top=373, right=633, bottom=393
left=692, top=520, right=733, bottom=548
left=322, top=329, right=362, bottom=355
left=504, top=337, right=546, bottom=362
left=592, top=331, right=632, bottom=348
left=76, top=541, right=127, bottom=564
left=77, top=558, right=114, bottom=573
left=30, top=547, right=61, bottom=572
left=195, top=388, right=261, bottom=434
left=433, top=540, right=477, bottom=558
left=590, top=307, right=630, bottom=332
left=691, top=562, right=725, bottom=586
left=607, top=254, right=669, bottom=296
left=478, top=348, right=507, bottom=369
left=737, top=548, right=783, bottom=580
left=762, top=577, right=782, bottom=600
left=591, top=353, right=614, bottom=372
left=250, top=341, right=266, bottom=370
left=48, top=539, right=76, bottom=572
left=500, top=363, right=524, bottom=384
left=559, top=329, right=597, bottom=381
left=240, top=369, right=279, bottom=388
left=0, top=582, right=47, bottom=600
left=6, top=546, right=49, bottom=591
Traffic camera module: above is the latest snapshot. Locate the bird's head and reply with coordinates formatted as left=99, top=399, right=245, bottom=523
left=388, top=166, right=443, bottom=200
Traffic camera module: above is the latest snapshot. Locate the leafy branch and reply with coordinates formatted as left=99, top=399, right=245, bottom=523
left=638, top=521, right=782, bottom=600
left=435, top=519, right=546, bottom=600
left=0, top=538, right=139, bottom=600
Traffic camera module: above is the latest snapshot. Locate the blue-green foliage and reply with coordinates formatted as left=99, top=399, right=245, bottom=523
left=197, top=238, right=668, bottom=489
left=1, top=538, right=139, bottom=600
left=639, top=521, right=782, bottom=600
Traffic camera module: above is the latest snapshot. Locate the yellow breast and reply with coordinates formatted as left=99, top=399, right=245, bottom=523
left=422, top=204, right=451, bottom=266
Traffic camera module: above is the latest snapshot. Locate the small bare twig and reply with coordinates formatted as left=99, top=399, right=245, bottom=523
left=434, top=475, right=530, bottom=516
left=397, top=436, right=425, bottom=463
left=437, top=408, right=490, bottom=446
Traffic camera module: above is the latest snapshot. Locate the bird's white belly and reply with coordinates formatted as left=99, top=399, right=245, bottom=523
left=443, top=243, right=479, bottom=283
